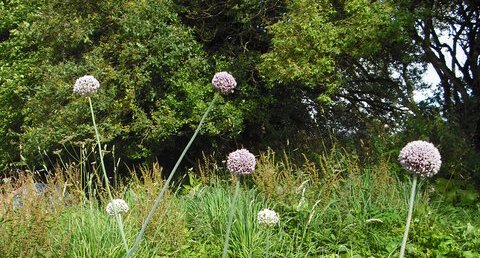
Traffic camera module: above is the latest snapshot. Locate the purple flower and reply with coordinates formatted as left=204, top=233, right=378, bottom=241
left=398, top=140, right=441, bottom=177
left=73, top=75, right=100, bottom=96
left=212, top=72, right=237, bottom=94
left=227, top=149, right=256, bottom=176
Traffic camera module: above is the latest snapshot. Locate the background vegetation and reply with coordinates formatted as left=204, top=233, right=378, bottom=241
left=1, top=0, right=479, bottom=177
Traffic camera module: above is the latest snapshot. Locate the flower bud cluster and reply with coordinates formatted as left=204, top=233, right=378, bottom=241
left=227, top=149, right=256, bottom=176
left=398, top=140, right=441, bottom=177
left=212, top=72, right=236, bottom=95
left=257, top=208, right=280, bottom=226
left=73, top=75, right=100, bottom=96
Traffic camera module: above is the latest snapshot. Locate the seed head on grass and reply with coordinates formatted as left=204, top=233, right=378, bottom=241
left=257, top=209, right=279, bottom=226
left=106, top=199, right=129, bottom=216
left=398, top=140, right=441, bottom=177
left=227, top=149, right=256, bottom=176
left=212, top=71, right=236, bottom=95
left=73, top=75, right=100, bottom=96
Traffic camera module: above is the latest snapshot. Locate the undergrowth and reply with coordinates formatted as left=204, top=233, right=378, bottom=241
left=1, top=147, right=479, bottom=257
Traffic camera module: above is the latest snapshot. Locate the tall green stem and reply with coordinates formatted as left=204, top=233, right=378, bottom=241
left=126, top=93, right=219, bottom=258
left=265, top=229, right=271, bottom=258
left=222, top=177, right=241, bottom=258
left=399, top=175, right=418, bottom=258
left=88, top=97, right=128, bottom=252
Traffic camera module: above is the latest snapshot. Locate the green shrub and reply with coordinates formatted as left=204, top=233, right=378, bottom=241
left=0, top=0, right=245, bottom=169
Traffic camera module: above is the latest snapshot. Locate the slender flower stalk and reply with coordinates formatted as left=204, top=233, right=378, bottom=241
left=222, top=178, right=241, bottom=258
left=265, top=232, right=271, bottom=258
left=398, top=140, right=441, bottom=258
left=399, top=175, right=417, bottom=258
left=89, top=97, right=129, bottom=252
left=222, top=148, right=256, bottom=258
left=74, top=75, right=128, bottom=252
left=127, top=71, right=236, bottom=258
left=126, top=93, right=220, bottom=258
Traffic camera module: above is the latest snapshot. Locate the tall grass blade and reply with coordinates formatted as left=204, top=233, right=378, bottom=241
left=222, top=178, right=241, bottom=258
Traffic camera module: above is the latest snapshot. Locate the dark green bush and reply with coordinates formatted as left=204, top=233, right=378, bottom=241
left=0, top=0, right=246, bottom=170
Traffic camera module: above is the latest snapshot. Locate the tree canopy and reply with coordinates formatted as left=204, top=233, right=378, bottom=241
left=0, top=0, right=479, bottom=178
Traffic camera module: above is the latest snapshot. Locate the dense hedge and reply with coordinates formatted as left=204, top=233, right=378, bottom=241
left=0, top=0, right=246, bottom=169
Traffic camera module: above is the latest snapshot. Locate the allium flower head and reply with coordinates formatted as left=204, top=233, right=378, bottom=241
left=227, top=148, right=256, bottom=176
left=212, top=71, right=236, bottom=94
left=73, top=75, right=100, bottom=96
left=398, top=140, right=441, bottom=177
left=257, top=208, right=279, bottom=226
left=106, top=199, right=129, bottom=216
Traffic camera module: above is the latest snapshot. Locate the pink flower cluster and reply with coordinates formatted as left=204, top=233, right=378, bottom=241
left=73, top=75, right=100, bottom=96
left=227, top=148, right=256, bottom=176
left=398, top=140, right=442, bottom=177
left=212, top=72, right=237, bottom=94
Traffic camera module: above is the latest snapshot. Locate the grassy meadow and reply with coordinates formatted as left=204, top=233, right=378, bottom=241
left=1, top=147, right=479, bottom=258
left=2, top=1, right=480, bottom=258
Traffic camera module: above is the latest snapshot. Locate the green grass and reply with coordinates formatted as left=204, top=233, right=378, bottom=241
left=1, top=148, right=479, bottom=257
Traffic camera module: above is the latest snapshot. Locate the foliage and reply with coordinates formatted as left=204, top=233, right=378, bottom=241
left=0, top=0, right=45, bottom=168
left=0, top=0, right=245, bottom=169
left=176, top=0, right=317, bottom=152
left=260, top=0, right=418, bottom=107
left=2, top=149, right=479, bottom=257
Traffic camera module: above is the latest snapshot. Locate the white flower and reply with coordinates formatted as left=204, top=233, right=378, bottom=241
left=73, top=75, right=100, bottom=96
left=398, top=140, right=442, bottom=177
left=257, top=208, right=279, bottom=226
left=106, top=199, right=129, bottom=216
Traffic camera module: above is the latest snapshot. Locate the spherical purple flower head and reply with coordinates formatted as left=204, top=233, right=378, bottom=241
left=212, top=71, right=237, bottom=94
left=73, top=75, right=100, bottom=96
left=398, top=140, right=442, bottom=177
left=227, top=149, right=256, bottom=176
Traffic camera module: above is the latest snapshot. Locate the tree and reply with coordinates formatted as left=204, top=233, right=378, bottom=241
left=176, top=0, right=323, bottom=148
left=260, top=0, right=424, bottom=131
left=401, top=0, right=480, bottom=150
